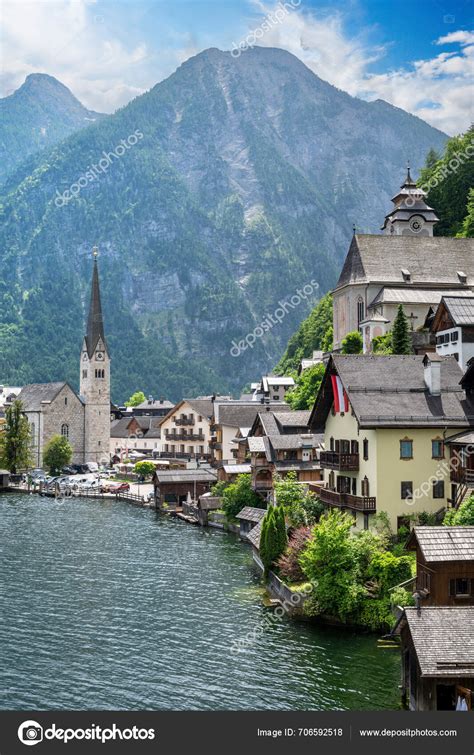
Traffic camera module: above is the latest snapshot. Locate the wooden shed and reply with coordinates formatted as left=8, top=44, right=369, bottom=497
left=396, top=606, right=474, bottom=711
left=235, top=506, right=266, bottom=540
left=407, top=527, right=474, bottom=606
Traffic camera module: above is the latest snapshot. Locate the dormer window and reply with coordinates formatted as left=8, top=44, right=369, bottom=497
left=457, top=271, right=467, bottom=284
left=401, top=269, right=411, bottom=283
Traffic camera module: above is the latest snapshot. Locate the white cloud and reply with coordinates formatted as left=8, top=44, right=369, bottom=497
left=0, top=0, right=151, bottom=112
left=241, top=1, right=473, bottom=134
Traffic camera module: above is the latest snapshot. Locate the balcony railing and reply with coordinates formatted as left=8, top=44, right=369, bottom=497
left=451, top=468, right=474, bottom=486
left=165, top=433, right=205, bottom=442
left=174, top=417, right=195, bottom=426
left=314, top=485, right=376, bottom=512
left=320, top=451, right=359, bottom=471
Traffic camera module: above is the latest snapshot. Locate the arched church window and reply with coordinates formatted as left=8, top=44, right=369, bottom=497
left=30, top=422, right=35, bottom=438
left=357, top=297, right=365, bottom=326
left=61, top=424, right=69, bottom=440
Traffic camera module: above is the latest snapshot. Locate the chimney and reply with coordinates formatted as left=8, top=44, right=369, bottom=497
left=148, top=395, right=153, bottom=405
left=160, top=396, right=164, bottom=404
left=423, top=353, right=442, bottom=396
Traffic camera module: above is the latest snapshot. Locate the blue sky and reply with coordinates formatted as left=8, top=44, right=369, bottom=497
left=2, top=0, right=473, bottom=133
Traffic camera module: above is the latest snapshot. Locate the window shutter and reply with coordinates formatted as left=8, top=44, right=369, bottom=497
left=449, top=579, right=455, bottom=597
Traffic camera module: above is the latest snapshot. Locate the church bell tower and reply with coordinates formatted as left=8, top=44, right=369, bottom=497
left=381, top=165, right=439, bottom=237
left=80, top=247, right=111, bottom=464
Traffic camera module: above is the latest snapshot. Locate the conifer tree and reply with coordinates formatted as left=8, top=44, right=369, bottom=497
left=0, top=400, right=31, bottom=473
left=391, top=304, right=412, bottom=354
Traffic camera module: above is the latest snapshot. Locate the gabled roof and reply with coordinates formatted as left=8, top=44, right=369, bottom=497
left=397, top=607, right=474, bottom=677
left=336, top=234, right=474, bottom=290
left=213, top=401, right=289, bottom=428
left=309, top=354, right=474, bottom=430
left=17, top=382, right=82, bottom=411
left=153, top=469, right=217, bottom=483
left=407, top=526, right=474, bottom=562
left=136, top=399, right=174, bottom=410
left=247, top=519, right=263, bottom=549
left=432, top=296, right=474, bottom=331
left=368, top=288, right=474, bottom=309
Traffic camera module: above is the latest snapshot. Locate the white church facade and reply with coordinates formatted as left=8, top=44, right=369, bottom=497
left=18, top=250, right=111, bottom=467
left=332, top=168, right=474, bottom=353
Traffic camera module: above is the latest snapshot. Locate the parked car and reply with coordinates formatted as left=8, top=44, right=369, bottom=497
left=61, top=467, right=76, bottom=475
left=78, top=480, right=101, bottom=491
left=102, top=482, right=130, bottom=493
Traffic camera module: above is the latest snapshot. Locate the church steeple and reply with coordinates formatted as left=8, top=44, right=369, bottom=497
left=381, top=164, right=439, bottom=237
left=85, top=247, right=108, bottom=358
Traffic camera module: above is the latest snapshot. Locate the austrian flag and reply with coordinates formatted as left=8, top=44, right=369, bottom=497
left=331, top=375, right=349, bottom=413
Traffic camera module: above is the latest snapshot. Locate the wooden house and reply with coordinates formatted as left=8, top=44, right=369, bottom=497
left=235, top=506, right=266, bottom=540
left=407, top=527, right=474, bottom=606
left=396, top=606, right=474, bottom=710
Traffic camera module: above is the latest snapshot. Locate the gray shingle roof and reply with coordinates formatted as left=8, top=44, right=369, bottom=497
left=273, top=410, right=311, bottom=427
left=153, top=469, right=217, bottom=483
left=17, top=382, right=76, bottom=411
left=442, top=296, right=474, bottom=327
left=136, top=399, right=174, bottom=410
left=236, top=506, right=266, bottom=522
left=318, top=354, right=474, bottom=428
left=247, top=519, right=263, bottom=549
left=402, top=607, right=474, bottom=677
left=248, top=437, right=266, bottom=453
left=410, top=526, right=474, bottom=562
left=214, top=403, right=288, bottom=428
left=222, top=464, right=251, bottom=474
left=337, top=234, right=474, bottom=289
left=184, top=398, right=215, bottom=418
left=368, top=288, right=474, bottom=308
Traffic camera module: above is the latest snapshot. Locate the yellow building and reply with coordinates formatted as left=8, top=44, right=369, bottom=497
left=309, top=353, right=474, bottom=531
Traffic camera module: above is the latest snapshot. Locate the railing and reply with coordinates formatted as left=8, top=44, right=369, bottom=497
left=451, top=468, right=474, bottom=486
left=320, top=451, right=359, bottom=471
left=174, top=418, right=195, bottom=426
left=157, top=452, right=211, bottom=460
left=165, top=433, right=205, bottom=441
left=314, top=485, right=376, bottom=512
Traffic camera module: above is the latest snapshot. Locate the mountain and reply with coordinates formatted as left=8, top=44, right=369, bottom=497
left=0, top=73, right=104, bottom=184
left=0, top=48, right=447, bottom=402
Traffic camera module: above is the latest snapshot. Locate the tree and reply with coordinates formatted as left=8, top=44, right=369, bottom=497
left=274, top=472, right=324, bottom=526
left=391, top=304, right=412, bottom=354
left=221, top=473, right=263, bottom=519
left=341, top=330, right=363, bottom=354
left=275, top=505, right=288, bottom=553
left=0, top=399, right=31, bottom=473
left=285, top=362, right=325, bottom=410
left=458, top=187, right=474, bottom=238
left=43, top=435, right=72, bottom=475
left=277, top=526, right=311, bottom=583
left=125, top=391, right=146, bottom=407
left=134, top=460, right=155, bottom=479
left=372, top=331, right=392, bottom=355
left=444, top=496, right=474, bottom=525
left=275, top=293, right=333, bottom=374
left=260, top=507, right=285, bottom=575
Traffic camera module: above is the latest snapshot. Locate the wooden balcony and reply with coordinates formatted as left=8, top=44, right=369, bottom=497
left=320, top=451, right=359, bottom=471
left=315, top=485, right=376, bottom=512
left=451, top=468, right=474, bottom=486
left=165, top=432, right=205, bottom=442
left=174, top=417, right=195, bottom=426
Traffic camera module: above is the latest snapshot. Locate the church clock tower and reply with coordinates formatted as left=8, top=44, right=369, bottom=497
left=381, top=165, right=439, bottom=236
left=80, top=248, right=111, bottom=464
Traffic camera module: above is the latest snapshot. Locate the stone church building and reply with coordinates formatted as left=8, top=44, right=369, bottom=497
left=333, top=168, right=474, bottom=353
left=18, top=252, right=111, bottom=467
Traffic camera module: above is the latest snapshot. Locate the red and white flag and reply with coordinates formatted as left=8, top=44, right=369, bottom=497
left=331, top=375, right=349, bottom=413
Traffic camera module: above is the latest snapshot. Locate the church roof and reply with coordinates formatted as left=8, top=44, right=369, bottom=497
left=17, top=382, right=82, bottom=411
left=368, top=288, right=474, bottom=308
left=336, top=234, right=474, bottom=289
left=85, top=259, right=108, bottom=358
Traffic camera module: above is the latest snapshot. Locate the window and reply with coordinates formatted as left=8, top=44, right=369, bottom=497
left=450, top=331, right=458, bottom=342
left=401, top=481, right=413, bottom=500
left=432, top=439, right=444, bottom=459
left=64, top=397, right=68, bottom=406
left=61, top=424, right=69, bottom=439
left=30, top=422, right=35, bottom=438
left=357, top=297, right=365, bottom=326
left=363, top=438, right=369, bottom=460
left=273, top=395, right=279, bottom=400
left=433, top=480, right=445, bottom=499
left=450, top=578, right=472, bottom=598
left=351, top=478, right=357, bottom=495
left=330, top=437, right=334, bottom=451
left=94, top=369, right=105, bottom=378
left=361, top=476, right=370, bottom=497
left=82, top=370, right=87, bottom=378
left=400, top=439, right=413, bottom=459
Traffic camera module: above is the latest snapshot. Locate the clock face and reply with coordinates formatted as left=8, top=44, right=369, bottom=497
left=96, top=352, right=104, bottom=361
left=410, top=216, right=423, bottom=233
